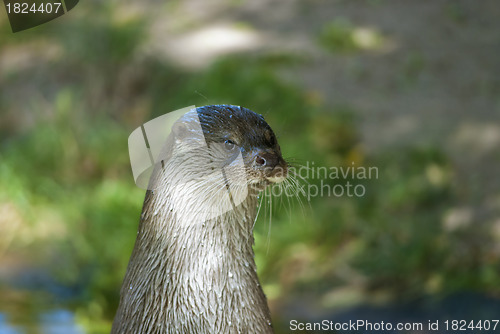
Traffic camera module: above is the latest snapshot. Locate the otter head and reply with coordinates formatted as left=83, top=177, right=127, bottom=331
left=194, top=105, right=288, bottom=189
left=157, top=105, right=287, bottom=220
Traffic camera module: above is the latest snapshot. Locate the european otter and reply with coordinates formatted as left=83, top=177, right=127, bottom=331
left=111, top=105, right=288, bottom=334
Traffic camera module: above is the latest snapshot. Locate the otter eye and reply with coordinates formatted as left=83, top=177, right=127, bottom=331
left=224, top=140, right=236, bottom=150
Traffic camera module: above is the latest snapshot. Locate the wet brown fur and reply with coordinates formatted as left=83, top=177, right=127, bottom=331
left=111, top=105, right=286, bottom=334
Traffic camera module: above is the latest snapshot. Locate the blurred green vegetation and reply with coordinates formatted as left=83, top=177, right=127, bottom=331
left=318, top=19, right=359, bottom=53
left=0, top=3, right=499, bottom=334
left=318, top=18, right=386, bottom=54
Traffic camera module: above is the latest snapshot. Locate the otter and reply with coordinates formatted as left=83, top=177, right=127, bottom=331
left=111, top=105, right=288, bottom=334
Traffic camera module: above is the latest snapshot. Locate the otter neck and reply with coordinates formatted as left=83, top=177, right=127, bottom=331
left=111, top=186, right=273, bottom=334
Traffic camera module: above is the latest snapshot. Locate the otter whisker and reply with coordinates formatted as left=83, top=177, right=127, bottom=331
left=253, top=191, right=265, bottom=232
left=266, top=186, right=273, bottom=255
left=280, top=181, right=294, bottom=219
left=281, top=175, right=309, bottom=218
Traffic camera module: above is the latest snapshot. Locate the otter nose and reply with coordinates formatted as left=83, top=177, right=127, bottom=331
left=255, top=152, right=280, bottom=169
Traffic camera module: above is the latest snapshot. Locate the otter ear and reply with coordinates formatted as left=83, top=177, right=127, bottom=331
left=172, top=122, right=189, bottom=140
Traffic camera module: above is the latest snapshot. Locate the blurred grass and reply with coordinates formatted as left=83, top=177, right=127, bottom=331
left=1, top=4, right=499, bottom=333
left=318, top=18, right=386, bottom=54
left=318, top=19, right=359, bottom=53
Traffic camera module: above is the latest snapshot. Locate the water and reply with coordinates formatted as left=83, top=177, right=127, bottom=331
left=0, top=267, right=92, bottom=334
left=0, top=309, right=84, bottom=334
left=0, top=313, right=20, bottom=334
